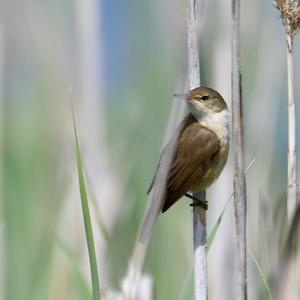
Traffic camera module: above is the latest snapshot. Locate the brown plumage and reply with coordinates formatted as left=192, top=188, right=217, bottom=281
left=148, top=113, right=221, bottom=212
left=140, top=87, right=229, bottom=242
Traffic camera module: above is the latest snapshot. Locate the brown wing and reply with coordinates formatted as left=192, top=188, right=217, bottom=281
left=140, top=114, right=219, bottom=242
left=162, top=121, right=220, bottom=212
left=140, top=114, right=198, bottom=242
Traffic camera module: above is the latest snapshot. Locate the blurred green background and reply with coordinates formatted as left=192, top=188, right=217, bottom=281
left=0, top=0, right=300, bottom=299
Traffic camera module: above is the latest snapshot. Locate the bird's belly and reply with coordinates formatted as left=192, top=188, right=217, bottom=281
left=190, top=144, right=229, bottom=192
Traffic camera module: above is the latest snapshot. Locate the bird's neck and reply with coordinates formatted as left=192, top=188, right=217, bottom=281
left=197, top=110, right=229, bottom=143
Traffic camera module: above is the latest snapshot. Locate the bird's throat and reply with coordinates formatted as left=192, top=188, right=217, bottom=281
left=195, top=109, right=229, bottom=144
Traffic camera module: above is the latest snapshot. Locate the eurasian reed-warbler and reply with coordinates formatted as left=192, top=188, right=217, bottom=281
left=140, top=87, right=229, bottom=241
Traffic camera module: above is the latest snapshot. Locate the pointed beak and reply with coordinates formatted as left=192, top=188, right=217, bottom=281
left=173, top=93, right=190, bottom=101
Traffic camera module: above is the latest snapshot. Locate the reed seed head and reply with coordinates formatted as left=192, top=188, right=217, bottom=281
left=274, top=0, right=300, bottom=37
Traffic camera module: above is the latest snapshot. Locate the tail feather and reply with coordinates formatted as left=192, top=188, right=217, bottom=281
left=139, top=190, right=164, bottom=243
left=139, top=117, right=188, bottom=242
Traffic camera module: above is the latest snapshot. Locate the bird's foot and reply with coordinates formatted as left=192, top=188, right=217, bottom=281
left=185, top=193, right=208, bottom=210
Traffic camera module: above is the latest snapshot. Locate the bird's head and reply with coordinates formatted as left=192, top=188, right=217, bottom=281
left=175, top=87, right=228, bottom=120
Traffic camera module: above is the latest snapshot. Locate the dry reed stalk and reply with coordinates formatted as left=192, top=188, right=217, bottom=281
left=274, top=0, right=300, bottom=224
left=273, top=2, right=300, bottom=297
left=123, top=0, right=209, bottom=297
left=231, top=0, right=247, bottom=299
left=187, top=0, right=208, bottom=299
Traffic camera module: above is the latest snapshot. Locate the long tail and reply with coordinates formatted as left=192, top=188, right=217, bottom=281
left=121, top=180, right=166, bottom=300
left=139, top=117, right=186, bottom=242
left=139, top=189, right=164, bottom=242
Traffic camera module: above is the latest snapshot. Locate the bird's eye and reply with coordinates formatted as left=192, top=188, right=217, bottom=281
left=201, top=95, right=209, bottom=100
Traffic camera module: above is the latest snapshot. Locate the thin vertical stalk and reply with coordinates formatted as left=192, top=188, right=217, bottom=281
left=0, top=25, right=3, bottom=300
left=193, top=191, right=207, bottom=300
left=187, top=0, right=201, bottom=87
left=231, top=0, right=247, bottom=299
left=187, top=0, right=208, bottom=299
left=286, top=34, right=297, bottom=225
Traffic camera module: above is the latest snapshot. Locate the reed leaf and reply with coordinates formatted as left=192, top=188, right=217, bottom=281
left=72, top=106, right=101, bottom=300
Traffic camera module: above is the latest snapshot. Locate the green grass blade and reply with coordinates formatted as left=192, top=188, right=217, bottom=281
left=248, top=248, right=273, bottom=299
left=72, top=107, right=101, bottom=300
left=207, top=194, right=233, bottom=251
left=57, top=239, right=93, bottom=300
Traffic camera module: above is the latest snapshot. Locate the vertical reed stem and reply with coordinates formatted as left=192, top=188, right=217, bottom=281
left=193, top=191, right=207, bottom=300
left=231, top=0, right=247, bottom=299
left=286, top=33, right=297, bottom=225
left=187, top=0, right=208, bottom=299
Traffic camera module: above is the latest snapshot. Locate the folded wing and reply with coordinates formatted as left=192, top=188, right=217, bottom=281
left=140, top=113, right=220, bottom=242
left=163, top=120, right=220, bottom=211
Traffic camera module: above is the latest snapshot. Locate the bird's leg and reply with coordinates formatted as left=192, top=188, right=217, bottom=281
left=185, top=193, right=208, bottom=210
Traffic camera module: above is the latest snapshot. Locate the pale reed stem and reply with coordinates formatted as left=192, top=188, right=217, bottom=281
left=286, top=34, right=297, bottom=225
left=232, top=0, right=247, bottom=299
left=187, top=0, right=208, bottom=299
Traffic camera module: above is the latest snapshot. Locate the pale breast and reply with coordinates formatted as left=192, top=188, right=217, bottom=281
left=190, top=111, right=230, bottom=191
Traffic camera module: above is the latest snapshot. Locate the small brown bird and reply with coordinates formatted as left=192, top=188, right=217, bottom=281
left=140, top=87, right=229, bottom=242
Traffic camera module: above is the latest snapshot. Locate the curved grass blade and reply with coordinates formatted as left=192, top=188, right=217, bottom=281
left=248, top=248, right=272, bottom=299
left=207, top=194, right=232, bottom=251
left=72, top=105, right=101, bottom=300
